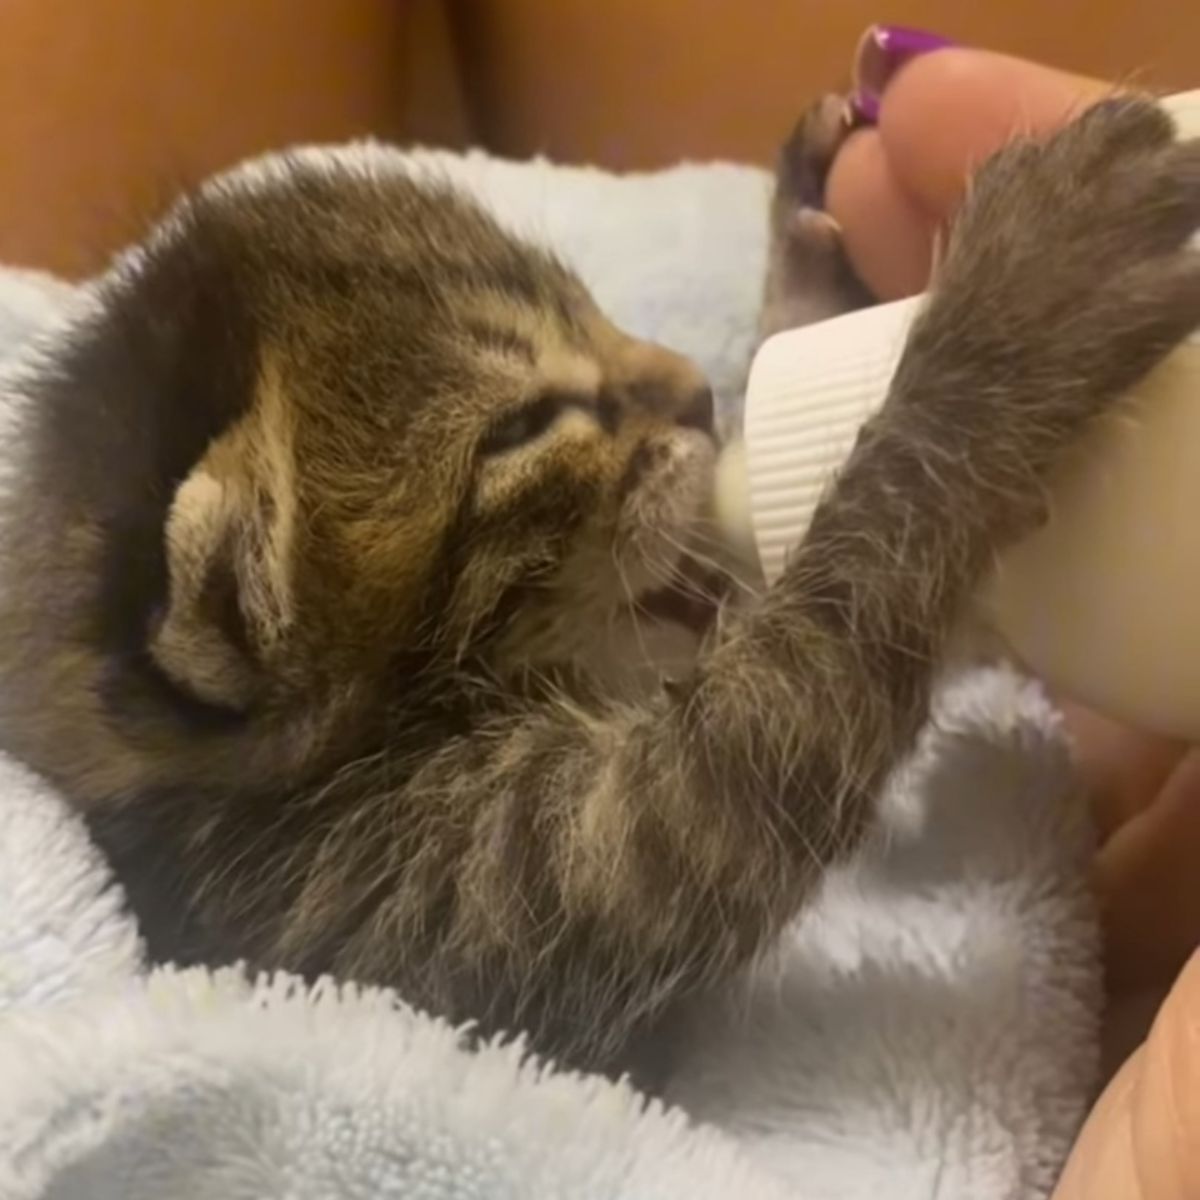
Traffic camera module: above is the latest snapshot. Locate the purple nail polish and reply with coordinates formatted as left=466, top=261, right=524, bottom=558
left=850, top=24, right=957, bottom=125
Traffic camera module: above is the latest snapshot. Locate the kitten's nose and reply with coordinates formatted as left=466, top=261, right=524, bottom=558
left=676, top=384, right=715, bottom=436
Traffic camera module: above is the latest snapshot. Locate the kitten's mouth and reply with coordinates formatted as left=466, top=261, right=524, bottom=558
left=634, top=557, right=726, bottom=636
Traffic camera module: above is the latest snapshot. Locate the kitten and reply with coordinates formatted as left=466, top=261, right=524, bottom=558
left=0, top=98, right=1195, bottom=1075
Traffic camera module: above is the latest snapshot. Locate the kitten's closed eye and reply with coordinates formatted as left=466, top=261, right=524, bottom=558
left=479, top=390, right=600, bottom=457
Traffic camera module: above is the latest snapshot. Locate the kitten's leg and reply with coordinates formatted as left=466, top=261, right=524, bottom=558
left=318, top=100, right=1198, bottom=1070
left=759, top=94, right=875, bottom=340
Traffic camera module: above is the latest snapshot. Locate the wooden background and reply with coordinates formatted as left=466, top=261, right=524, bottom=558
left=1, top=0, right=1196, bottom=275
left=0, top=0, right=467, bottom=273
left=452, top=1, right=1199, bottom=167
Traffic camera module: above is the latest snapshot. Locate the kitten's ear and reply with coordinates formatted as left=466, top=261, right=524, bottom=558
left=149, top=399, right=297, bottom=712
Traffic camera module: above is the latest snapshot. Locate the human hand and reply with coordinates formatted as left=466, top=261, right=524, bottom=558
left=818, top=37, right=1200, bottom=1197
left=823, top=37, right=1200, bottom=998
left=827, top=43, right=1109, bottom=299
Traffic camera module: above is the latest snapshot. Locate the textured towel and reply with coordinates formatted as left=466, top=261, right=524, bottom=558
left=0, top=147, right=1100, bottom=1198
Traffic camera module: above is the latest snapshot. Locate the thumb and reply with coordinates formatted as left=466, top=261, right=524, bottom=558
left=879, top=49, right=1112, bottom=220
left=827, top=48, right=1110, bottom=299
left=1053, top=952, right=1200, bottom=1200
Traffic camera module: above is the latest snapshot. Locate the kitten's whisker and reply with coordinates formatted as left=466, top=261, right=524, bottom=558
left=655, top=526, right=760, bottom=603
left=611, top=542, right=656, bottom=668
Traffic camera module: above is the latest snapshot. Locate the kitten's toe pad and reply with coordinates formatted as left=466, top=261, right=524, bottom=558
left=783, top=208, right=844, bottom=255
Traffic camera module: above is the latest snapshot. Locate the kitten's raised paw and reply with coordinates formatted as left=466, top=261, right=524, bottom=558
left=759, top=94, right=873, bottom=337
left=775, top=93, right=853, bottom=211
left=934, top=94, right=1200, bottom=419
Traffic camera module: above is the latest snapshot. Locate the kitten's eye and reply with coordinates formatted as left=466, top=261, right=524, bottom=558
left=479, top=390, right=593, bottom=457
left=479, top=394, right=564, bottom=457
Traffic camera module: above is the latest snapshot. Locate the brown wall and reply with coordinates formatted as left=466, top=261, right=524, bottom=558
left=452, top=1, right=1200, bottom=169
left=0, top=0, right=469, bottom=276
left=4, top=2, right=1198, bottom=274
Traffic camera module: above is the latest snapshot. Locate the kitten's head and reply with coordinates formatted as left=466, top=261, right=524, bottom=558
left=18, top=155, right=717, bottom=736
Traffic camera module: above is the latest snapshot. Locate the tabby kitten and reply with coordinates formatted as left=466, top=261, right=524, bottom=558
left=0, top=97, right=1196, bottom=1074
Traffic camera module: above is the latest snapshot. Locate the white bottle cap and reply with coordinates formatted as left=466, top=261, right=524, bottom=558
left=726, top=89, right=1200, bottom=740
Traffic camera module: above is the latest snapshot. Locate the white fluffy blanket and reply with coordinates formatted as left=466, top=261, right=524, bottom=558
left=0, top=147, right=1100, bottom=1198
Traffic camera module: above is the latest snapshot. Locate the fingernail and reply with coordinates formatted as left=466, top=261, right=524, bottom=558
left=851, top=24, right=957, bottom=124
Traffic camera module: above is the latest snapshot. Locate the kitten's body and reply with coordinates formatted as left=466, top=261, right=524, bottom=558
left=0, top=100, right=1196, bottom=1073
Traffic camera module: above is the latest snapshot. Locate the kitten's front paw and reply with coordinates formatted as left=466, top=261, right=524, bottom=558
left=934, top=96, right=1200, bottom=415
left=775, top=93, right=852, bottom=212
left=761, top=94, right=872, bottom=335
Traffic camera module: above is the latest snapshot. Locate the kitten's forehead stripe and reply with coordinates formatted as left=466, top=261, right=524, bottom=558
left=461, top=320, right=537, bottom=363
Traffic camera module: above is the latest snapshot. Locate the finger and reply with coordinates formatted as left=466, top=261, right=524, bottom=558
left=1053, top=954, right=1200, bottom=1200
left=1132, top=951, right=1200, bottom=1200
left=1095, top=750, right=1200, bottom=993
left=1056, top=699, right=1185, bottom=841
left=1051, top=1047, right=1143, bottom=1200
left=878, top=49, right=1113, bottom=221
left=825, top=126, right=936, bottom=299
